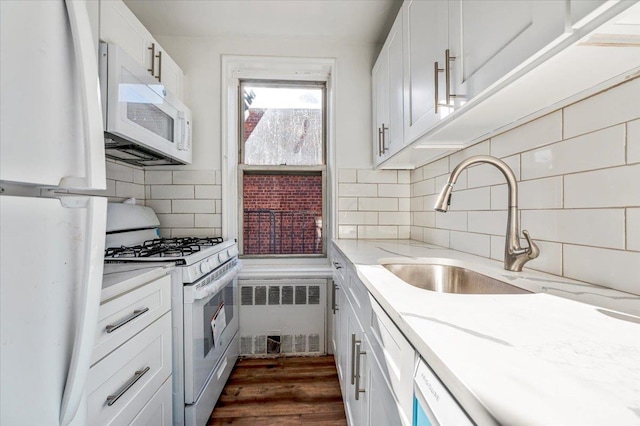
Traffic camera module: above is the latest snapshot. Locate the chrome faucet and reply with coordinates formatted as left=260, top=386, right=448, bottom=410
left=434, top=155, right=539, bottom=272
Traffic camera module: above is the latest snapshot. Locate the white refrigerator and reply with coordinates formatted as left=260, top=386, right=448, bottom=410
left=1, top=1, right=107, bottom=425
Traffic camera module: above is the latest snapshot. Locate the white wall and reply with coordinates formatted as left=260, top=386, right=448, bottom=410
left=156, top=35, right=376, bottom=171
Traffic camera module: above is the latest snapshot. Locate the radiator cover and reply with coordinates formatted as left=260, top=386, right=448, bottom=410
left=239, top=279, right=327, bottom=356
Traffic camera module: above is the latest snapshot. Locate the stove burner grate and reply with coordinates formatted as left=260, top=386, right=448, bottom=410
left=105, top=236, right=224, bottom=258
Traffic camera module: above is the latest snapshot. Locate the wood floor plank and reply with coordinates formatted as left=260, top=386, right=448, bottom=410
left=208, top=355, right=346, bottom=425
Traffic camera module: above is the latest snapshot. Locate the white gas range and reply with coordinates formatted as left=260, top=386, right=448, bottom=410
left=104, top=202, right=240, bottom=426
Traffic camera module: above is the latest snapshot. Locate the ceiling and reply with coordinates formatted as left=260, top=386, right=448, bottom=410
left=123, top=0, right=402, bottom=44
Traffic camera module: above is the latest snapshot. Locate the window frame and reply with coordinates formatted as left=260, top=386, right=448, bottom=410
left=237, top=79, right=328, bottom=258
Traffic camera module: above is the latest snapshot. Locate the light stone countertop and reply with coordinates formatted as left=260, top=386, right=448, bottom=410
left=333, top=239, right=640, bottom=426
left=102, top=262, right=175, bottom=302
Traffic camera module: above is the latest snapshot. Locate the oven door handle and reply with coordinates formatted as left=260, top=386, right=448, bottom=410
left=192, top=263, right=241, bottom=301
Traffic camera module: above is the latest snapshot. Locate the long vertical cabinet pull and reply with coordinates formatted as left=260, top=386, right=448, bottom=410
left=381, top=124, right=389, bottom=153
left=331, top=282, right=339, bottom=314
left=377, top=127, right=383, bottom=156
left=354, top=342, right=366, bottom=400
left=148, top=43, right=156, bottom=76
left=351, top=333, right=361, bottom=385
left=445, top=49, right=459, bottom=105
left=434, top=62, right=444, bottom=113
left=155, top=50, right=162, bottom=82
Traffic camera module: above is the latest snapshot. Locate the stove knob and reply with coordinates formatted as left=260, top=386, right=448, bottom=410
left=200, top=262, right=210, bottom=274
left=208, top=258, right=216, bottom=268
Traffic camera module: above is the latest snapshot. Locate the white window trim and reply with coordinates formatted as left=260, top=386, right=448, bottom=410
left=221, top=55, right=337, bottom=265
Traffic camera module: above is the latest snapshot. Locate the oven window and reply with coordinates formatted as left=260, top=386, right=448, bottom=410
left=202, top=283, right=235, bottom=357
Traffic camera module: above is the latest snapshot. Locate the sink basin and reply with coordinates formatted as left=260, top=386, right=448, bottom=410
left=383, top=263, right=530, bottom=295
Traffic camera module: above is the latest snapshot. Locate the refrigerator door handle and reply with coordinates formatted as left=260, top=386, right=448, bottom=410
left=59, top=0, right=106, bottom=191
left=59, top=196, right=107, bottom=426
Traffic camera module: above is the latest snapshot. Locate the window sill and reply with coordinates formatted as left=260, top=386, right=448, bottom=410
left=238, top=257, right=332, bottom=280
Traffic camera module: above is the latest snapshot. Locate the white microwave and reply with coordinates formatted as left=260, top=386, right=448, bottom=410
left=99, top=42, right=192, bottom=166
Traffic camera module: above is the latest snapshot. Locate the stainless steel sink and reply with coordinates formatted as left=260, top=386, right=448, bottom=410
left=383, top=263, right=530, bottom=295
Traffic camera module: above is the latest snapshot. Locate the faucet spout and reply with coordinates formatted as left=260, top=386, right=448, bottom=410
left=434, top=155, right=539, bottom=272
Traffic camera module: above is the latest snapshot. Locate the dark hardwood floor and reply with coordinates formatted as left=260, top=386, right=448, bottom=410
left=208, top=355, right=347, bottom=425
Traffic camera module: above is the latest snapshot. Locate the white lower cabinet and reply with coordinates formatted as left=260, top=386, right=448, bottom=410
left=332, top=248, right=415, bottom=426
left=90, top=273, right=172, bottom=425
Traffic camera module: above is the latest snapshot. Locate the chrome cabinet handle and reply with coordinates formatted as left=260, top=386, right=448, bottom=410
left=105, top=307, right=149, bottom=334
left=434, top=61, right=444, bottom=113
left=147, top=42, right=156, bottom=76
left=350, top=333, right=361, bottom=385
left=155, top=50, right=162, bottom=82
left=354, top=342, right=366, bottom=400
left=377, top=127, right=383, bottom=156
left=331, top=281, right=339, bottom=314
left=333, top=261, right=342, bottom=270
left=106, top=366, right=150, bottom=406
left=445, top=49, right=459, bottom=105
left=381, top=124, right=389, bottom=153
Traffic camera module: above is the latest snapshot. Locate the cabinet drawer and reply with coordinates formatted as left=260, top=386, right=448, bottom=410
left=130, top=376, right=172, bottom=425
left=93, top=274, right=171, bottom=364
left=88, top=313, right=172, bottom=426
left=346, top=270, right=371, bottom=328
left=369, top=298, right=415, bottom=422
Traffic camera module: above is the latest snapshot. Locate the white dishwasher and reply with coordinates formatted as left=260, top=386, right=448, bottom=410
left=413, top=357, right=473, bottom=426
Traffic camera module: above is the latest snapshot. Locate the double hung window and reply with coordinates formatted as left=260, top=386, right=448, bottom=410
left=239, top=81, right=326, bottom=257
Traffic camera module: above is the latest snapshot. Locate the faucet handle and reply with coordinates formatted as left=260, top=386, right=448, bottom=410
left=522, top=230, right=540, bottom=260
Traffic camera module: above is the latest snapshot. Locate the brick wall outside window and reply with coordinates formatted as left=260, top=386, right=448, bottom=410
left=243, top=174, right=322, bottom=255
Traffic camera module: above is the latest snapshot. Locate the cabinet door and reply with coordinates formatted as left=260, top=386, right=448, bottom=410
left=100, top=0, right=155, bottom=71
left=344, top=301, right=368, bottom=426
left=448, top=0, right=566, bottom=105
left=372, top=46, right=389, bottom=165
left=403, top=0, right=449, bottom=143
left=158, top=47, right=184, bottom=100
left=366, top=337, right=404, bottom=426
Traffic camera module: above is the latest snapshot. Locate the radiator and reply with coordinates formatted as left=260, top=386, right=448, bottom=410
left=238, top=279, right=327, bottom=356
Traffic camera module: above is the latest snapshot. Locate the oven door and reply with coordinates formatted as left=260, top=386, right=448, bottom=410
left=183, top=268, right=239, bottom=404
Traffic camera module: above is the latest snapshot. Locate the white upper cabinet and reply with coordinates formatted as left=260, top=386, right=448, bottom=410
left=448, top=0, right=567, bottom=106
left=100, top=0, right=184, bottom=100
left=372, top=9, right=404, bottom=166
left=402, top=0, right=449, bottom=143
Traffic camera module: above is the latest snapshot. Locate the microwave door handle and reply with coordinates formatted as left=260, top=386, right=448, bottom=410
left=59, top=197, right=107, bottom=426
left=59, top=0, right=106, bottom=191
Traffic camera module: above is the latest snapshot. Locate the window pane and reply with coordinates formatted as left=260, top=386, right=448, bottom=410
left=243, top=173, right=323, bottom=255
left=243, top=85, right=323, bottom=165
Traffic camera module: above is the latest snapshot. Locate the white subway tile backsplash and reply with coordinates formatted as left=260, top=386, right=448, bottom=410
left=106, top=160, right=134, bottom=182
left=358, top=226, right=398, bottom=239
left=467, top=155, right=520, bottom=188
left=339, top=169, right=357, bottom=183
left=339, top=225, right=358, bottom=239
left=338, top=183, right=377, bottom=197
left=521, top=125, right=625, bottom=180
left=339, top=197, right=358, bottom=211
left=339, top=211, right=379, bottom=225
left=358, top=198, right=398, bottom=211
left=151, top=185, right=194, bottom=199
left=628, top=119, right=640, bottom=164
left=133, top=169, right=145, bottom=185
left=521, top=209, right=625, bottom=249
left=195, top=185, right=221, bottom=199
left=145, top=170, right=172, bottom=185
left=399, top=226, right=410, bottom=239
left=468, top=211, right=508, bottom=236
left=410, top=226, right=425, bottom=241
left=145, top=199, right=171, bottom=214
left=410, top=196, right=424, bottom=212
left=436, top=170, right=467, bottom=191
left=413, top=211, right=435, bottom=228
left=627, top=208, right=640, bottom=252
left=435, top=211, right=467, bottom=231
left=379, top=212, right=410, bottom=226
left=490, top=185, right=508, bottom=210
left=490, top=111, right=563, bottom=159
left=399, top=198, right=410, bottom=212
left=412, top=179, right=435, bottom=197
left=410, top=167, right=423, bottom=183
left=564, top=164, right=640, bottom=208
left=157, top=213, right=194, bottom=228
left=173, top=170, right=216, bottom=185
left=449, top=187, right=491, bottom=211
left=195, top=214, right=221, bottom=228
left=423, top=227, right=450, bottom=247
left=171, top=227, right=217, bottom=238
left=398, top=170, right=410, bottom=184
left=518, top=177, right=563, bottom=209
left=450, top=231, right=490, bottom=257
left=422, top=157, right=449, bottom=179
left=357, top=169, right=397, bottom=184
left=172, top=200, right=215, bottom=213
left=563, top=245, right=640, bottom=295
left=378, top=184, right=410, bottom=198
left=115, top=181, right=144, bottom=200
left=563, top=77, right=640, bottom=139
